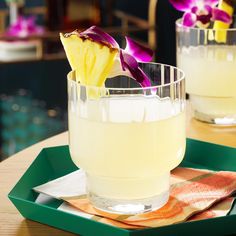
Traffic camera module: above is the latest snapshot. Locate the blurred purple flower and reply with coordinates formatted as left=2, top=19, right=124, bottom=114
left=169, top=0, right=232, bottom=27
left=6, top=16, right=44, bottom=37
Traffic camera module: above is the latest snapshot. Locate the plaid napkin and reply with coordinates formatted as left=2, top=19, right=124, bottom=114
left=34, top=167, right=236, bottom=229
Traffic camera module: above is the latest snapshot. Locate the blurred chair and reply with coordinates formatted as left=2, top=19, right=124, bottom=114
left=46, top=0, right=101, bottom=31
left=113, top=0, right=158, bottom=51
left=0, top=9, right=8, bottom=33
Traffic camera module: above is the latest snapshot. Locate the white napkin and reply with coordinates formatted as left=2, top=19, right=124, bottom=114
left=33, top=169, right=86, bottom=199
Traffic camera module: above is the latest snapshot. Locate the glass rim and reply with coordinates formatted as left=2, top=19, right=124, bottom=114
left=176, top=18, right=236, bottom=32
left=67, top=62, right=185, bottom=91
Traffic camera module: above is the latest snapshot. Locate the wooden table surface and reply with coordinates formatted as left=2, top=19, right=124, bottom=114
left=1, top=106, right=236, bottom=236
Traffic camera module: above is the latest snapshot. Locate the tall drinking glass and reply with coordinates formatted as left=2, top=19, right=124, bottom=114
left=68, top=63, right=186, bottom=214
left=176, top=17, right=236, bottom=125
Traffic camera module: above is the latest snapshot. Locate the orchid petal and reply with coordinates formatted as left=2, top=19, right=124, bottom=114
left=124, top=36, right=153, bottom=62
left=79, top=26, right=119, bottom=48
left=119, top=50, right=126, bottom=71
left=135, top=68, right=152, bottom=87
left=191, top=6, right=198, bottom=14
left=183, top=12, right=197, bottom=27
left=204, top=5, right=212, bottom=13
left=169, top=0, right=196, bottom=11
left=204, top=0, right=218, bottom=7
left=197, top=14, right=212, bottom=25
left=121, top=50, right=139, bottom=70
left=128, top=65, right=151, bottom=87
left=120, top=50, right=151, bottom=87
left=212, top=8, right=232, bottom=24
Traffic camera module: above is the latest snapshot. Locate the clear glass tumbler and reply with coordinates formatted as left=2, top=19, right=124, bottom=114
left=176, top=17, right=236, bottom=125
left=68, top=63, right=186, bottom=214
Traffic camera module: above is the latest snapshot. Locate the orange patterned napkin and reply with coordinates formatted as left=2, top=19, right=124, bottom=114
left=189, top=197, right=234, bottom=221
left=34, top=167, right=236, bottom=229
left=63, top=167, right=236, bottom=228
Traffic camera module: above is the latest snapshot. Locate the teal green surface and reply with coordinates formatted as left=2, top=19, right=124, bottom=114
left=8, top=139, right=236, bottom=236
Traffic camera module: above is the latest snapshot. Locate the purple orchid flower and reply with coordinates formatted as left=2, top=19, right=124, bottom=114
left=78, top=26, right=154, bottom=87
left=6, top=16, right=44, bottom=38
left=79, top=25, right=119, bottom=49
left=169, top=0, right=232, bottom=27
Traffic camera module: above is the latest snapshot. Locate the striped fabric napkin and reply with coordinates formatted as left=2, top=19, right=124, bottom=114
left=34, top=167, right=236, bottom=229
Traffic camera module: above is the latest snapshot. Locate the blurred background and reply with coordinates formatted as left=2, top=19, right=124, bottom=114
left=0, top=0, right=180, bottom=160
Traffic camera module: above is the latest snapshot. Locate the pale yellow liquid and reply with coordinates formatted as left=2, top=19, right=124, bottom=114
left=177, top=45, right=236, bottom=116
left=69, top=97, right=186, bottom=199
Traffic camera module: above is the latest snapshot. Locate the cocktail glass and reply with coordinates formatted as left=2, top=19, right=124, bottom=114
left=68, top=63, right=186, bottom=214
left=176, top=17, right=236, bottom=125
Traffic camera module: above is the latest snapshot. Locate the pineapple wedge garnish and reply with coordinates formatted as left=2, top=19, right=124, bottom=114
left=60, top=30, right=118, bottom=86
left=213, top=0, right=234, bottom=43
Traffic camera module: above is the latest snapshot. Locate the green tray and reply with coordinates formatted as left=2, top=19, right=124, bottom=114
left=8, top=139, right=236, bottom=236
